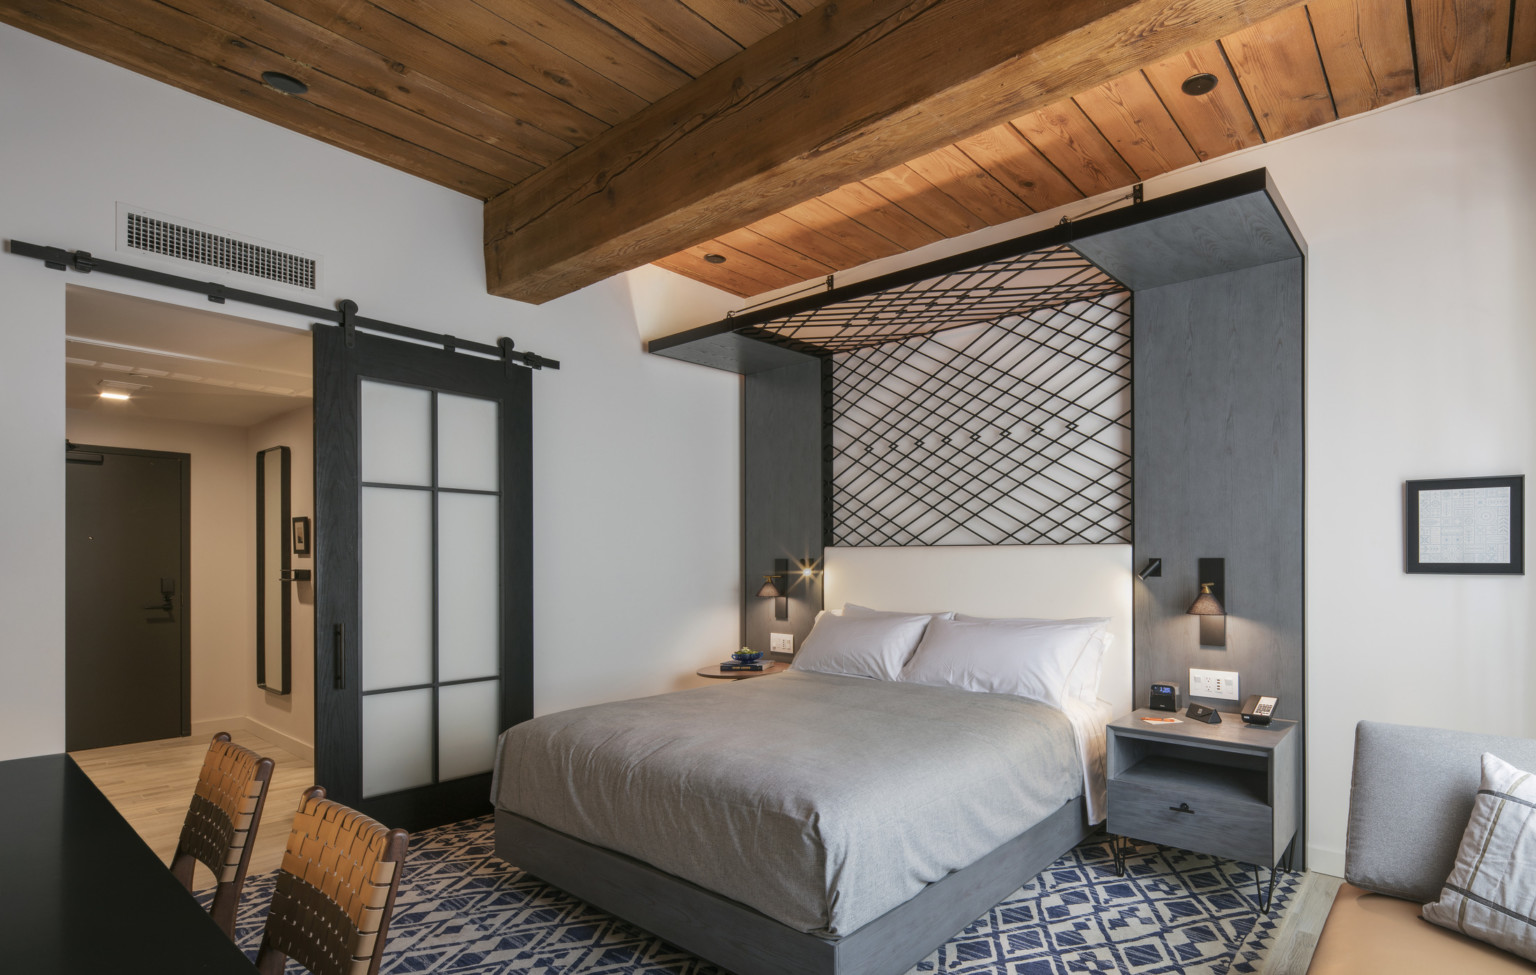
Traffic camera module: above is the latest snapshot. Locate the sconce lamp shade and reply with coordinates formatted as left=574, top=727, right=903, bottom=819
left=1186, top=583, right=1225, bottom=616
left=757, top=576, right=784, bottom=599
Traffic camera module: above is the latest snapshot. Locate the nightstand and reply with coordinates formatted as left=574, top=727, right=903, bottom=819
left=1106, top=709, right=1299, bottom=911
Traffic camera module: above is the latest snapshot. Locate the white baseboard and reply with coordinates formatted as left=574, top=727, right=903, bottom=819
left=191, top=715, right=314, bottom=762
left=1307, top=844, right=1345, bottom=879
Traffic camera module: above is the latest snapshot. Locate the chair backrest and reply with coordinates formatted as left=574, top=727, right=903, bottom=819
left=1345, top=720, right=1536, bottom=902
left=169, top=732, right=275, bottom=937
left=256, top=786, right=410, bottom=975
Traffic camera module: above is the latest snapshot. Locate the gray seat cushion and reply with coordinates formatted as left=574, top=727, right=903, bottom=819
left=1346, top=721, right=1536, bottom=903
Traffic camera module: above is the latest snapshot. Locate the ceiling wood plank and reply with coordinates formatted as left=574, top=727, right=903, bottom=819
left=717, top=226, right=835, bottom=279
left=369, top=0, right=648, bottom=125
left=675, top=0, right=798, bottom=47
left=160, top=0, right=565, bottom=169
left=654, top=241, right=797, bottom=295
left=1412, top=0, right=1511, bottom=92
left=1305, top=0, right=1417, bottom=117
left=476, top=0, right=693, bottom=102
left=77, top=0, right=542, bottom=186
left=1010, top=100, right=1139, bottom=197
left=817, top=184, right=946, bottom=252
left=903, top=145, right=1034, bottom=224
left=1142, top=42, right=1266, bottom=160
left=1515, top=0, right=1536, bottom=64
left=572, top=0, right=742, bottom=77
left=859, top=165, right=989, bottom=238
left=0, top=0, right=507, bottom=198
left=781, top=198, right=904, bottom=263
left=779, top=0, right=820, bottom=14
left=1072, top=71, right=1200, bottom=179
left=1221, top=5, right=1337, bottom=139
left=267, top=0, right=608, bottom=149
left=954, top=124, right=1084, bottom=213
left=486, top=0, right=1308, bottom=302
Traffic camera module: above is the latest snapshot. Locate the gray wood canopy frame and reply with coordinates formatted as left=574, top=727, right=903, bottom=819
left=497, top=798, right=1091, bottom=975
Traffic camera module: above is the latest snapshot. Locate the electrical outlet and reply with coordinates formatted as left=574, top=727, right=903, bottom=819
left=770, top=632, right=794, bottom=655
left=1189, top=668, right=1240, bottom=701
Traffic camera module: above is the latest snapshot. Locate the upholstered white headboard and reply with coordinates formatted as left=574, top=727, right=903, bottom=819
left=823, top=544, right=1133, bottom=717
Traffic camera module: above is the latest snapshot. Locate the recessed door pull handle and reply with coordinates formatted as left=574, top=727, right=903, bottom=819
left=1169, top=802, right=1194, bottom=814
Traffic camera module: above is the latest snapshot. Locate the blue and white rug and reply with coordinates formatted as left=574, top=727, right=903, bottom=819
left=212, top=817, right=1298, bottom=974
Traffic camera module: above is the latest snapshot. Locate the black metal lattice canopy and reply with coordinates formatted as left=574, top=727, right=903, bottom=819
left=647, top=169, right=1302, bottom=373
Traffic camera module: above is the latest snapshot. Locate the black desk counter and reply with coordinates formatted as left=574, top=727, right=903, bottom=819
left=0, top=753, right=257, bottom=973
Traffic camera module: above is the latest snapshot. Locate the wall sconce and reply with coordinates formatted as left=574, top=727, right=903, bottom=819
left=1137, top=557, right=1162, bottom=580
left=1186, top=557, right=1226, bottom=647
left=757, top=557, right=820, bottom=621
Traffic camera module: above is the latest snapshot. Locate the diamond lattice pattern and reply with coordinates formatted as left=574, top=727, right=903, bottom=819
left=828, top=291, right=1131, bottom=546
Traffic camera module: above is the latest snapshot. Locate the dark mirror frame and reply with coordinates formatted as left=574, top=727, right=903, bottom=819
left=257, top=445, right=292, bottom=694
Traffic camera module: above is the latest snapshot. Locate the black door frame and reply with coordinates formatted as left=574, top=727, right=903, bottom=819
left=65, top=442, right=192, bottom=743
left=313, top=323, right=533, bottom=830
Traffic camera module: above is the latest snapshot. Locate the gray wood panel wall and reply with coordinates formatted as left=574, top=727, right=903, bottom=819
left=1133, top=257, right=1304, bottom=864
left=743, top=359, right=824, bottom=658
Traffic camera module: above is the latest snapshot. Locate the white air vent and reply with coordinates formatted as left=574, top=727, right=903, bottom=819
left=116, top=204, right=321, bottom=291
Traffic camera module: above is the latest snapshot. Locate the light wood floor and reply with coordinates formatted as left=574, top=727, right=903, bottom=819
left=70, top=731, right=316, bottom=890
left=71, top=733, right=1336, bottom=970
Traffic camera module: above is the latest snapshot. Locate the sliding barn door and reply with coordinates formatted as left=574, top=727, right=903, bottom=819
left=313, top=323, right=531, bottom=830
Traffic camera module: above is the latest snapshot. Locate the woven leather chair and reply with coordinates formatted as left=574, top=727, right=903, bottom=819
left=169, top=731, right=276, bottom=937
left=255, top=786, right=410, bottom=975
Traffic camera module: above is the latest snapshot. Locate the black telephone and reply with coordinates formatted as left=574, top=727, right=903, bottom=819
left=1241, top=695, right=1278, bottom=725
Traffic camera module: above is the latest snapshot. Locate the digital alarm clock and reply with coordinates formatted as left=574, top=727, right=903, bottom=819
left=1149, top=681, right=1181, bottom=712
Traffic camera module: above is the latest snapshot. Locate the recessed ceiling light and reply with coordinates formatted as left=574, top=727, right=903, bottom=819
left=1181, top=73, right=1219, bottom=96
left=704, top=253, right=727, bottom=264
left=261, top=71, right=309, bottom=95
left=98, top=379, right=149, bottom=402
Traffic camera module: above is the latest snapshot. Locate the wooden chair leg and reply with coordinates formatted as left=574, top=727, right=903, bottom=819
left=254, top=940, right=287, bottom=975
left=208, top=881, right=237, bottom=938
left=168, top=849, right=196, bottom=892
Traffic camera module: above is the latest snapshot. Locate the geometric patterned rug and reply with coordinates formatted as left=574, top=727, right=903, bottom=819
left=207, top=816, right=1299, bottom=975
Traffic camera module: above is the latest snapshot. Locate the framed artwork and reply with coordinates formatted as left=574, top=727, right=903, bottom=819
left=1405, top=475, right=1523, bottom=574
left=291, top=516, right=311, bottom=557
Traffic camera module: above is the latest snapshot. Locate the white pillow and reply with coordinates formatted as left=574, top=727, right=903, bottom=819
left=953, top=614, right=1111, bottom=703
left=843, top=602, right=955, bottom=620
left=790, top=612, right=933, bottom=681
left=898, top=616, right=1102, bottom=709
left=1422, top=753, right=1536, bottom=962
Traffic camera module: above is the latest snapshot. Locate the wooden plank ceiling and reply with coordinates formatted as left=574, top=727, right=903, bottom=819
left=3, top=0, right=1529, bottom=302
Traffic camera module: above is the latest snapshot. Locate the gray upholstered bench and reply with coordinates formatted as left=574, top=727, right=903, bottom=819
left=1307, top=721, right=1536, bottom=973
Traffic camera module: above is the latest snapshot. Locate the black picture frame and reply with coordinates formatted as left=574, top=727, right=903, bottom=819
left=291, top=515, right=311, bottom=557
left=1405, top=475, right=1524, bottom=574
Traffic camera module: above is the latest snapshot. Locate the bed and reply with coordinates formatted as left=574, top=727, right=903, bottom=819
left=493, top=544, right=1132, bottom=975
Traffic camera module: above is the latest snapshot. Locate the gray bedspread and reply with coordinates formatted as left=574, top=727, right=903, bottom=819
left=492, top=670, right=1079, bottom=937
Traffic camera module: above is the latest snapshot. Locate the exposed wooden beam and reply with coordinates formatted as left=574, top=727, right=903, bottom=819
left=483, top=0, right=1307, bottom=304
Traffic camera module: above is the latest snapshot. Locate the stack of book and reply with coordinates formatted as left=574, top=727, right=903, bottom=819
left=719, top=659, right=765, bottom=672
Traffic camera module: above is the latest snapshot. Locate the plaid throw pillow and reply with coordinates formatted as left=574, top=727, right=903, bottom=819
left=1422, top=753, right=1536, bottom=962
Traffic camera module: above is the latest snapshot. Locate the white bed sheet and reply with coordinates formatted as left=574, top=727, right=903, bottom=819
left=1061, top=696, right=1113, bottom=824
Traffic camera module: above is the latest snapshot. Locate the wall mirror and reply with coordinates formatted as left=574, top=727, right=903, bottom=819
left=257, top=445, right=291, bottom=694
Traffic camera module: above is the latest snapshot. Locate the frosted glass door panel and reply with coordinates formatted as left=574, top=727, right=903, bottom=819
left=361, top=487, right=433, bottom=690
left=437, top=393, right=499, bottom=491
left=438, top=493, right=500, bottom=682
left=438, top=681, right=499, bottom=780
left=362, top=689, right=435, bottom=797
left=361, top=380, right=431, bottom=486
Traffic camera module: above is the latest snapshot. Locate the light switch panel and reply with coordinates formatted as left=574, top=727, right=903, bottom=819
left=770, top=632, right=794, bottom=655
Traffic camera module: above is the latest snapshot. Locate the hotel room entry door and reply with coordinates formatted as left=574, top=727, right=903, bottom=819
left=313, top=323, right=532, bottom=831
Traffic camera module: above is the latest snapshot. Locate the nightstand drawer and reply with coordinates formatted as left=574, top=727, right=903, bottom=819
left=1108, top=776, right=1273, bottom=865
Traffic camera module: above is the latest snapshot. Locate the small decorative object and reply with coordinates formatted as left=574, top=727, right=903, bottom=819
left=732, top=647, right=763, bottom=663
left=1404, top=475, right=1523, bottom=574
left=292, top=516, right=311, bottom=557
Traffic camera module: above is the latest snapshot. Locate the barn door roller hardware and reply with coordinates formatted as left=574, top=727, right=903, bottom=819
left=8, top=239, right=559, bottom=371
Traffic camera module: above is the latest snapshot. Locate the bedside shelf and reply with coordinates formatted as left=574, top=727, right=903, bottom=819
left=1116, top=755, right=1268, bottom=806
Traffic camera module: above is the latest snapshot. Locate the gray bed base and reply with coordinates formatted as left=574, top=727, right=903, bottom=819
left=495, top=796, right=1093, bottom=975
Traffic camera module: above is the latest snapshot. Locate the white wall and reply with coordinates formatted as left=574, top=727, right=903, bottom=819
left=64, top=411, right=252, bottom=727
left=0, top=24, right=741, bottom=759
